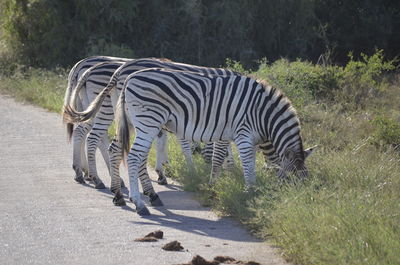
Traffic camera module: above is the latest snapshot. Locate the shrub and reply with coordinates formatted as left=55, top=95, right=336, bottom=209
left=371, top=115, right=400, bottom=150
left=254, top=58, right=340, bottom=107
left=335, top=50, right=396, bottom=108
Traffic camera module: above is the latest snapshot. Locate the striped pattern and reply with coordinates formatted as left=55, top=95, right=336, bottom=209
left=62, top=56, right=130, bottom=186
left=116, top=68, right=310, bottom=215
left=64, top=58, right=241, bottom=206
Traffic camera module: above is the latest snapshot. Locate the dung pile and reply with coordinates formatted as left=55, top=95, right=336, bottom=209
left=134, top=230, right=164, bottom=242
left=174, top=255, right=262, bottom=265
left=162, top=240, right=184, bottom=251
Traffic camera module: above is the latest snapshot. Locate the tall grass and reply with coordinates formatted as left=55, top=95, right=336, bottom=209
left=1, top=51, right=399, bottom=264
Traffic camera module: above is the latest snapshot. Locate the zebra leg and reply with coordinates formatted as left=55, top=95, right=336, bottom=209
left=210, top=141, right=230, bottom=183
left=98, top=133, right=126, bottom=188
left=108, top=138, right=126, bottom=206
left=223, top=143, right=235, bottom=170
left=85, top=96, right=115, bottom=189
left=191, top=142, right=202, bottom=154
left=137, top=154, right=164, bottom=207
left=234, top=136, right=257, bottom=188
left=178, top=139, right=194, bottom=170
left=201, top=142, right=214, bottom=163
left=72, top=123, right=92, bottom=184
left=81, top=141, right=90, bottom=181
left=86, top=129, right=107, bottom=189
left=109, top=137, right=162, bottom=207
left=155, top=130, right=168, bottom=185
left=127, top=130, right=160, bottom=216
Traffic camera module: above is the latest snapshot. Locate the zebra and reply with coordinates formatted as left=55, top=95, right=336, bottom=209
left=63, top=56, right=131, bottom=187
left=64, top=60, right=314, bottom=209
left=114, top=68, right=314, bottom=215
left=64, top=58, right=240, bottom=206
left=66, top=60, right=186, bottom=191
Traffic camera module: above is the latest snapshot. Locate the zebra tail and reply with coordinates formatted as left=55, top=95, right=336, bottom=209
left=63, top=81, right=114, bottom=124
left=62, top=66, right=79, bottom=137
left=66, top=123, right=74, bottom=142
left=116, top=88, right=130, bottom=162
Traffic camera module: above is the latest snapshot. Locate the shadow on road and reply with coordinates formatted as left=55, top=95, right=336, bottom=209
left=128, top=206, right=260, bottom=243
left=78, top=177, right=259, bottom=243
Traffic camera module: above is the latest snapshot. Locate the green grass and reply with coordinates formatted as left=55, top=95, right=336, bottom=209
left=0, top=68, right=66, bottom=113
left=1, top=54, right=399, bottom=265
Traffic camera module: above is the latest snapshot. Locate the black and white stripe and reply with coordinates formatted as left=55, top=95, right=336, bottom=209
left=64, top=59, right=313, bottom=209
left=64, top=58, right=238, bottom=206
left=115, top=68, right=312, bottom=215
left=62, top=56, right=130, bottom=186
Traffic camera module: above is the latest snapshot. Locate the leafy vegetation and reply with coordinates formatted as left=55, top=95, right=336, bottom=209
left=1, top=0, right=399, bottom=68
left=0, top=50, right=399, bottom=265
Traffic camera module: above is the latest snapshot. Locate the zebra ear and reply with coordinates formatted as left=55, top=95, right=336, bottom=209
left=304, top=145, right=317, bottom=159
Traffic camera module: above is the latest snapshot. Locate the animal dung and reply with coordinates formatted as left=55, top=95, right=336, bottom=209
left=213, top=255, right=237, bottom=263
left=174, top=255, right=218, bottom=265
left=162, top=240, right=184, bottom=251
left=144, top=230, right=164, bottom=239
left=190, top=255, right=219, bottom=265
left=134, top=237, right=158, bottom=242
left=134, top=230, right=164, bottom=242
left=174, top=255, right=262, bottom=265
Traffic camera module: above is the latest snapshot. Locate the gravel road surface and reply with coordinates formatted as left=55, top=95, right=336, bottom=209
left=0, top=94, right=288, bottom=265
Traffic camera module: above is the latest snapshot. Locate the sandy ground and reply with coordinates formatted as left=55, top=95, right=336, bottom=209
left=0, top=94, right=288, bottom=265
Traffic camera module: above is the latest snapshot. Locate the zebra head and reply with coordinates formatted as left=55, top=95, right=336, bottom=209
left=277, top=146, right=316, bottom=180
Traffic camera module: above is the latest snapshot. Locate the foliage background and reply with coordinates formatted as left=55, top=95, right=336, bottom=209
left=1, top=0, right=399, bottom=69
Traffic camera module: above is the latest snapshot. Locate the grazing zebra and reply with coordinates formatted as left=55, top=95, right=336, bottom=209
left=63, top=56, right=130, bottom=186
left=64, top=58, right=240, bottom=206
left=65, top=58, right=195, bottom=196
left=64, top=60, right=314, bottom=209
left=112, top=68, right=314, bottom=215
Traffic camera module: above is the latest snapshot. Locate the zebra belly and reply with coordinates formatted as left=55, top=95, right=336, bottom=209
left=164, top=114, right=234, bottom=143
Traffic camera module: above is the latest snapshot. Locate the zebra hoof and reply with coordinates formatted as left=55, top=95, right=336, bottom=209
left=137, top=206, right=151, bottom=216
left=150, top=194, right=164, bottom=207
left=84, top=173, right=92, bottom=181
left=74, top=175, right=85, bottom=184
left=113, top=194, right=126, bottom=206
left=157, top=177, right=168, bottom=185
left=95, top=182, right=106, bottom=189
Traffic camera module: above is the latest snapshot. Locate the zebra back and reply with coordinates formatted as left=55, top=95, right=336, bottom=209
left=63, top=58, right=237, bottom=124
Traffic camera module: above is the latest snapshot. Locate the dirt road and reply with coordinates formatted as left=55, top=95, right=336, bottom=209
left=0, top=94, right=287, bottom=265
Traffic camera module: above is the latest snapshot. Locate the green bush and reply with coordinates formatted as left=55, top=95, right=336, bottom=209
left=253, top=58, right=341, bottom=107
left=371, top=115, right=400, bottom=150
left=335, top=50, right=396, bottom=108
left=252, top=50, right=396, bottom=110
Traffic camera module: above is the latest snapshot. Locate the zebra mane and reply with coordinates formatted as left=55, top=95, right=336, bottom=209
left=257, top=78, right=299, bottom=116
left=257, top=78, right=305, bottom=162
